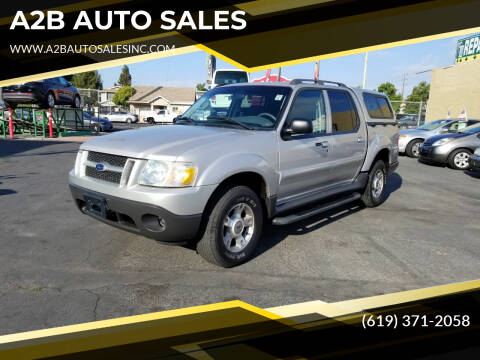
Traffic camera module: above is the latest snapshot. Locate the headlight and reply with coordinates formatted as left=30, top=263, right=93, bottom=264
left=139, top=160, right=197, bottom=187
left=432, top=138, right=454, bottom=147
left=474, top=148, right=480, bottom=156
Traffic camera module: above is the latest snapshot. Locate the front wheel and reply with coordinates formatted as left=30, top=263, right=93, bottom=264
left=448, top=149, right=472, bottom=170
left=361, top=160, right=387, bottom=207
left=72, top=95, right=81, bottom=108
left=126, top=118, right=132, bottom=123
left=406, top=139, right=423, bottom=158
left=196, top=186, right=263, bottom=267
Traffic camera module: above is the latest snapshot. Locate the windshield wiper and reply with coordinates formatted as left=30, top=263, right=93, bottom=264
left=175, top=116, right=197, bottom=125
left=206, top=116, right=252, bottom=130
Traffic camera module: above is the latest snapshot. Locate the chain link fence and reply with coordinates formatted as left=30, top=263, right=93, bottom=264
left=390, top=100, right=427, bottom=129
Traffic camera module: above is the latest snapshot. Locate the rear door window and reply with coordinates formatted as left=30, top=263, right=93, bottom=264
left=363, top=93, right=394, bottom=119
left=327, top=90, right=359, bottom=133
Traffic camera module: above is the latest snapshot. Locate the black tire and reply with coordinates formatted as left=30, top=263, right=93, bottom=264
left=361, top=160, right=387, bottom=208
left=72, top=95, right=81, bottom=108
left=90, top=123, right=100, bottom=134
left=197, top=186, right=263, bottom=267
left=147, top=117, right=155, bottom=125
left=448, top=148, right=472, bottom=170
left=45, top=92, right=56, bottom=109
left=405, top=139, right=423, bottom=158
left=126, top=118, right=132, bottom=123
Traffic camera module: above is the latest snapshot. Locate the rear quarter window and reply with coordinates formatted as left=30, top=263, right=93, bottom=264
left=363, top=93, right=394, bottom=119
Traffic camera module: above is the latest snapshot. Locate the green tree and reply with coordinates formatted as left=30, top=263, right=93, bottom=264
left=375, top=82, right=402, bottom=112
left=405, top=81, right=430, bottom=113
left=196, top=83, right=207, bottom=91
left=118, top=65, right=132, bottom=87
left=113, top=86, right=136, bottom=107
left=71, top=71, right=103, bottom=89
left=71, top=71, right=102, bottom=106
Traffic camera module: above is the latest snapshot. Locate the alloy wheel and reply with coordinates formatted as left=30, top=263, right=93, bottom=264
left=372, top=169, right=385, bottom=199
left=222, top=203, right=255, bottom=253
left=454, top=152, right=470, bottom=169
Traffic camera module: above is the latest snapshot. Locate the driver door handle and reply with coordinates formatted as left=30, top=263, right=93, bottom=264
left=357, top=137, right=365, bottom=143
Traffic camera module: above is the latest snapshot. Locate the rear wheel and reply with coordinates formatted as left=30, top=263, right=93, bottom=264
left=361, top=160, right=387, bottom=207
left=46, top=92, right=55, bottom=108
left=147, top=117, right=155, bottom=125
left=406, top=139, right=423, bottom=158
left=448, top=149, right=472, bottom=170
left=196, top=186, right=263, bottom=267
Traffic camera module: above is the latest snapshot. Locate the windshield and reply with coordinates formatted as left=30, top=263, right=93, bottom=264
left=459, top=123, right=480, bottom=134
left=214, top=71, right=248, bottom=85
left=180, top=85, right=291, bottom=130
left=416, top=119, right=449, bottom=131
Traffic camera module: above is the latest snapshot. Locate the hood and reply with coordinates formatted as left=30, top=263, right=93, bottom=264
left=399, top=128, right=430, bottom=137
left=80, top=124, right=259, bottom=160
left=424, top=132, right=467, bottom=144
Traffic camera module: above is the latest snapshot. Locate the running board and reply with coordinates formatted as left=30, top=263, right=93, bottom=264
left=272, top=192, right=362, bottom=225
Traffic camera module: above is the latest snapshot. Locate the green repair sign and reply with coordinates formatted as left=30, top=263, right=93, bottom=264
left=456, top=34, right=480, bottom=63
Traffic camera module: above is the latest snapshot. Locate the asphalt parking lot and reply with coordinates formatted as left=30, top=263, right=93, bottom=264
left=1, top=138, right=480, bottom=335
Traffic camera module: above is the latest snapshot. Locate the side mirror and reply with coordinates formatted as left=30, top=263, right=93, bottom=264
left=67, top=81, right=73, bottom=87
left=287, top=119, right=313, bottom=135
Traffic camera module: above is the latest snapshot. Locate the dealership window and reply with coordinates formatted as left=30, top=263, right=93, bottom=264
left=327, top=90, right=359, bottom=132
left=287, top=90, right=326, bottom=135
left=363, top=93, right=394, bottom=119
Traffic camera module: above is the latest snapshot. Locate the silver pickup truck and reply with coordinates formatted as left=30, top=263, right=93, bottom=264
left=69, top=80, right=399, bottom=267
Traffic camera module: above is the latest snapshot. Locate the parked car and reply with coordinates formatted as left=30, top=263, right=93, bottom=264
left=419, top=123, right=480, bottom=170
left=83, top=111, right=113, bottom=132
left=2, top=77, right=81, bottom=109
left=144, top=109, right=176, bottom=124
left=468, top=147, right=480, bottom=172
left=398, top=119, right=480, bottom=158
left=397, top=114, right=425, bottom=129
left=69, top=80, right=398, bottom=267
left=103, top=111, right=138, bottom=123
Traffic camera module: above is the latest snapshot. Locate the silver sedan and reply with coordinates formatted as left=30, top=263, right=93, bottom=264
left=398, top=119, right=480, bottom=158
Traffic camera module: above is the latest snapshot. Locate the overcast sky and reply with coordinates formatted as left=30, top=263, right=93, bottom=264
left=99, top=33, right=474, bottom=98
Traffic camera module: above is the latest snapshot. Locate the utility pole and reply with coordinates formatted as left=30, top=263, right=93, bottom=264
left=401, top=73, right=407, bottom=99
left=362, top=52, right=368, bottom=88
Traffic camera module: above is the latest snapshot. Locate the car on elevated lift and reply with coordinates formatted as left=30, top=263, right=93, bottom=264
left=2, top=77, right=81, bottom=109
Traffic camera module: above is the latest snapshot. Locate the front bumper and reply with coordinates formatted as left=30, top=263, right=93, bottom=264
left=398, top=139, right=407, bottom=153
left=419, top=145, right=448, bottom=164
left=70, top=184, right=202, bottom=244
left=468, top=154, right=480, bottom=171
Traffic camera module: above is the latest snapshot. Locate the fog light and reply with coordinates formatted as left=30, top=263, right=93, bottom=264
left=141, top=214, right=167, bottom=232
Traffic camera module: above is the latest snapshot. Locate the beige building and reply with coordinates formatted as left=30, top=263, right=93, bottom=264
left=127, top=86, right=195, bottom=122
left=426, top=60, right=480, bottom=122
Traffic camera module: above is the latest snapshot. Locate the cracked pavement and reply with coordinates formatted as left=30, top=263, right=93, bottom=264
left=1, top=138, right=479, bottom=335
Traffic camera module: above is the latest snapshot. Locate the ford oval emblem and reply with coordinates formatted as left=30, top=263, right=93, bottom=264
left=96, top=163, right=105, bottom=171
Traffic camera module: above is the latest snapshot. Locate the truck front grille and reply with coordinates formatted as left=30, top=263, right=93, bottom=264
left=85, top=151, right=129, bottom=184
left=87, top=151, right=128, bottom=167
left=85, top=166, right=123, bottom=184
